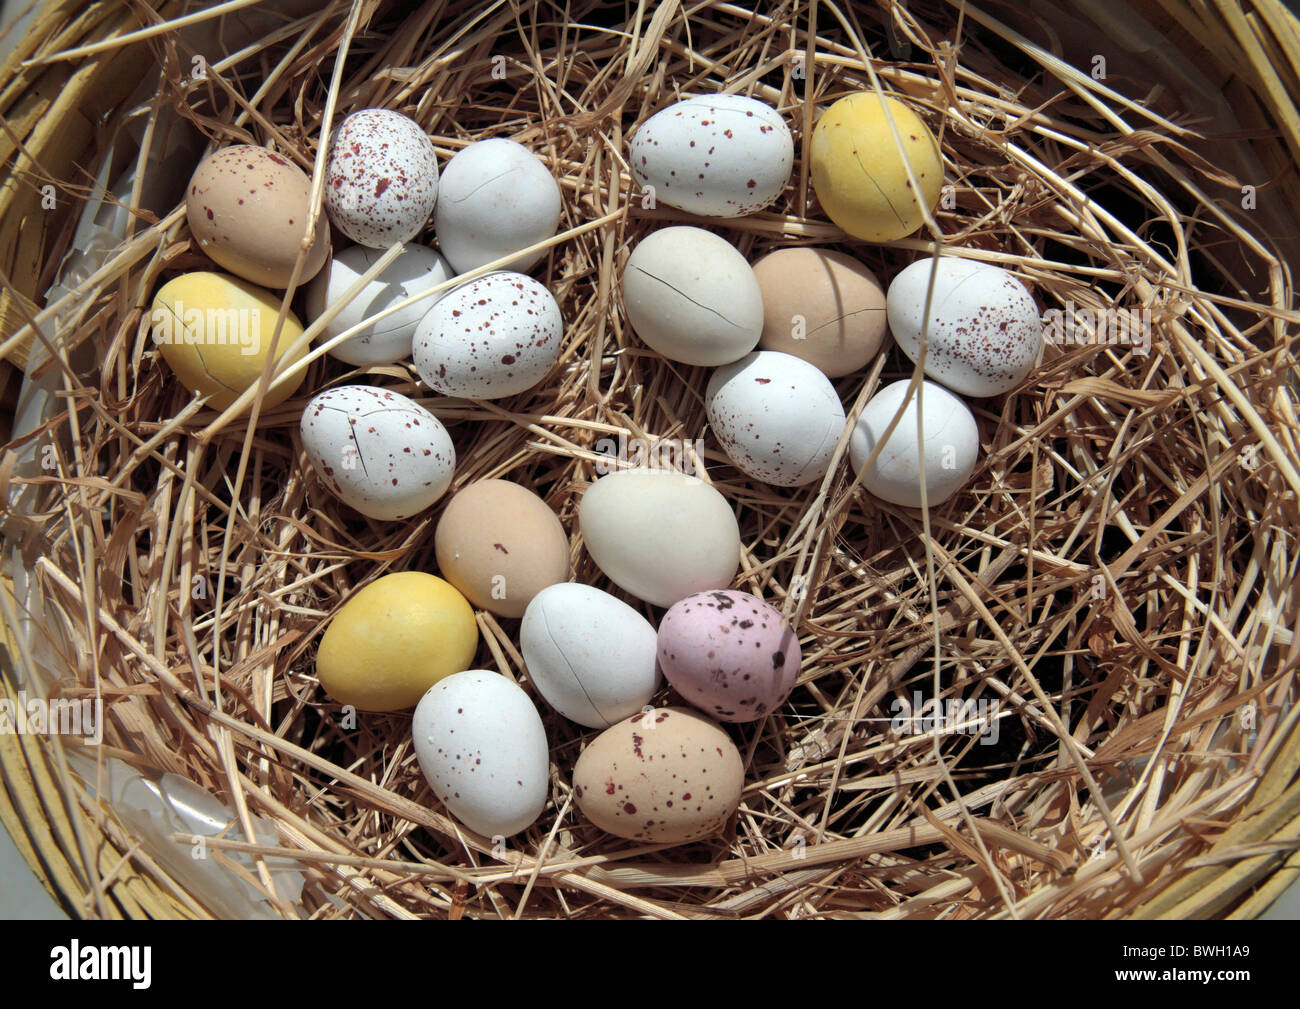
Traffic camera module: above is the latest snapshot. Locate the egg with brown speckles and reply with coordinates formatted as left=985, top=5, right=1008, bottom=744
left=434, top=479, right=569, bottom=618
left=572, top=707, right=743, bottom=844
left=629, top=93, right=793, bottom=218
left=324, top=109, right=439, bottom=248
left=413, top=271, right=562, bottom=399
left=300, top=385, right=455, bottom=520
left=887, top=257, right=1042, bottom=398
left=658, top=590, right=801, bottom=722
left=186, top=144, right=330, bottom=288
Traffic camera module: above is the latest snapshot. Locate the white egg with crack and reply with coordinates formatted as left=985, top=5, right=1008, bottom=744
left=412, top=670, right=550, bottom=838
left=305, top=243, right=455, bottom=366
left=521, top=583, right=660, bottom=728
left=706, top=350, right=847, bottom=487
left=622, top=226, right=763, bottom=366
left=412, top=271, right=563, bottom=400
left=849, top=379, right=979, bottom=508
left=887, top=257, right=1042, bottom=398
left=629, top=93, right=793, bottom=217
left=300, top=385, right=455, bottom=520
left=433, top=138, right=562, bottom=273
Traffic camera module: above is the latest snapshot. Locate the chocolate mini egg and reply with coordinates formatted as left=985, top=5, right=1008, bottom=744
left=629, top=93, right=793, bottom=217
left=521, top=584, right=659, bottom=728
left=809, top=92, right=943, bottom=242
left=300, top=385, right=454, bottom=520
left=572, top=707, right=743, bottom=844
left=622, top=226, right=763, bottom=366
left=324, top=109, right=439, bottom=248
left=413, top=271, right=563, bottom=399
left=578, top=468, right=741, bottom=608
left=887, top=257, right=1042, bottom=397
left=186, top=144, right=330, bottom=288
left=752, top=247, right=888, bottom=377
left=412, top=670, right=550, bottom=838
left=316, top=572, right=477, bottom=712
left=705, top=350, right=847, bottom=487
left=433, top=138, right=562, bottom=274
left=849, top=379, right=979, bottom=507
left=305, top=243, right=455, bottom=366
left=658, top=590, right=800, bottom=722
left=150, top=271, right=307, bottom=411
left=434, top=479, right=569, bottom=618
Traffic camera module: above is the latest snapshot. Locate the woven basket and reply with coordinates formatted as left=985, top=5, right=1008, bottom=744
left=1, top=0, right=1298, bottom=919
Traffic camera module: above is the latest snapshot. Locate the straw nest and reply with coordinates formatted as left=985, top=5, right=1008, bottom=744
left=2, top=0, right=1300, bottom=919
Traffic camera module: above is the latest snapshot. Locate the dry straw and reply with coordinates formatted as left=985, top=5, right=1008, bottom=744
left=1, top=0, right=1298, bottom=919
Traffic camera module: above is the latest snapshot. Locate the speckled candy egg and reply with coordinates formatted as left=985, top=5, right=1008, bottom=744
left=412, top=272, right=562, bottom=399
left=324, top=109, right=439, bottom=248
left=578, top=468, right=741, bottom=608
left=850, top=379, right=979, bottom=508
left=186, top=145, right=330, bottom=288
left=622, top=226, right=763, bottom=366
left=658, top=590, right=800, bottom=722
left=752, top=247, right=888, bottom=377
left=433, top=138, right=562, bottom=273
left=629, top=93, right=793, bottom=217
left=705, top=350, right=847, bottom=487
left=434, top=479, right=569, bottom=618
left=521, top=584, right=659, bottom=728
left=887, top=257, right=1042, bottom=397
left=316, top=572, right=477, bottom=712
left=150, top=271, right=307, bottom=412
left=300, top=385, right=455, bottom=520
left=572, top=707, right=743, bottom=844
left=412, top=670, right=550, bottom=838
left=809, top=92, right=943, bottom=242
left=305, top=243, right=455, bottom=366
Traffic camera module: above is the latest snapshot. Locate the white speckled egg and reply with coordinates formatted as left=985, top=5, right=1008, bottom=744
left=521, top=583, right=660, bottom=728
left=412, top=272, right=562, bottom=399
left=578, top=468, right=741, bottom=608
left=300, top=385, right=455, bottom=520
left=658, top=590, right=800, bottom=722
left=629, top=94, right=793, bottom=217
left=305, top=243, right=455, bottom=366
left=849, top=379, right=979, bottom=508
left=433, top=138, right=562, bottom=273
left=887, top=257, right=1042, bottom=397
left=622, top=226, right=763, bottom=366
left=412, top=670, right=550, bottom=838
left=324, top=109, right=439, bottom=248
left=706, top=351, right=847, bottom=487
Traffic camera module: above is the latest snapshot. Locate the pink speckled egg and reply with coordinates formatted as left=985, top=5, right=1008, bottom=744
left=300, top=385, right=454, bottom=520
left=572, top=707, right=743, bottom=844
left=887, top=257, right=1042, bottom=398
left=658, top=590, right=801, bottom=722
left=412, top=272, right=562, bottom=399
left=324, top=109, right=439, bottom=248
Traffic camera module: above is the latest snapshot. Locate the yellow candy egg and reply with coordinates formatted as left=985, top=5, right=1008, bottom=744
left=151, top=272, right=307, bottom=411
left=316, top=572, right=478, bottom=712
left=809, top=92, right=943, bottom=242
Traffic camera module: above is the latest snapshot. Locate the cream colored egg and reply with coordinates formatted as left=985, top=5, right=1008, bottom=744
left=434, top=480, right=569, bottom=618
left=315, top=572, right=478, bottom=712
left=809, top=93, right=943, bottom=242
left=573, top=707, right=743, bottom=844
left=752, top=247, right=888, bottom=377
left=150, top=271, right=307, bottom=412
left=186, top=145, right=329, bottom=288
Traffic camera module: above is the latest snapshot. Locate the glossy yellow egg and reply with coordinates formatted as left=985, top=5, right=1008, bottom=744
left=150, top=271, right=307, bottom=411
left=809, top=92, right=942, bottom=242
left=316, top=572, right=479, bottom=712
